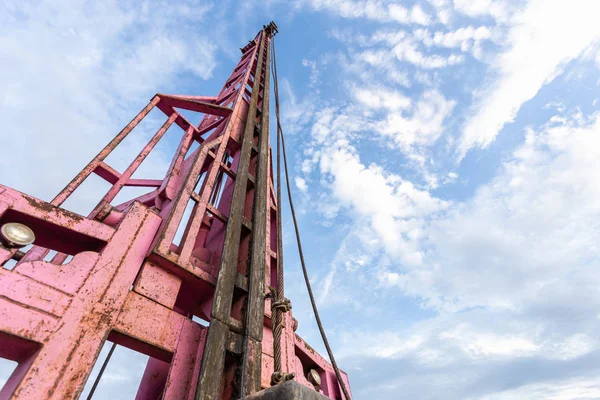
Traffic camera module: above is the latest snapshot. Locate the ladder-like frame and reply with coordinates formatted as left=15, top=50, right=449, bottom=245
left=0, top=22, right=351, bottom=400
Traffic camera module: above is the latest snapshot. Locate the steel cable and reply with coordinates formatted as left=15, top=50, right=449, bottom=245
left=270, top=37, right=352, bottom=400
left=86, top=342, right=116, bottom=400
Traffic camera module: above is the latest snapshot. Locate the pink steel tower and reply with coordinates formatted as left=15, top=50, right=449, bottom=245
left=0, top=23, right=351, bottom=399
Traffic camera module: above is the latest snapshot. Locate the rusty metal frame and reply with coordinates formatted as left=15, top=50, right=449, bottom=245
left=0, top=22, right=352, bottom=400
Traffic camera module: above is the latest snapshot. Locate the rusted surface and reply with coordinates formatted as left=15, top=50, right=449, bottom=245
left=260, top=353, right=275, bottom=389
left=114, top=292, right=185, bottom=353
left=1, top=186, right=114, bottom=242
left=0, top=298, right=58, bottom=343
left=158, top=125, right=195, bottom=201
left=135, top=357, right=170, bottom=400
left=240, top=337, right=262, bottom=396
left=241, top=32, right=271, bottom=395
left=0, top=268, right=71, bottom=317
left=226, top=331, right=244, bottom=354
left=197, top=31, right=267, bottom=400
left=16, top=252, right=99, bottom=294
left=90, top=112, right=178, bottom=217
left=162, top=319, right=206, bottom=399
left=93, top=162, right=121, bottom=184
left=196, top=318, right=229, bottom=400
left=4, top=203, right=161, bottom=399
left=125, top=178, right=163, bottom=188
left=0, top=22, right=350, bottom=400
left=133, top=261, right=182, bottom=309
left=158, top=94, right=234, bottom=117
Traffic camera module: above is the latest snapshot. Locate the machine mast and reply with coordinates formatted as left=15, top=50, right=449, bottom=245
left=0, top=22, right=351, bottom=400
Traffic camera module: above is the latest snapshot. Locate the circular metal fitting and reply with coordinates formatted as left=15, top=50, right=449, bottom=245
left=1, top=222, right=36, bottom=248
left=307, top=369, right=321, bottom=391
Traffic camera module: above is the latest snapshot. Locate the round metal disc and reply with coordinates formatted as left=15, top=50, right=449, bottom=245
left=1, top=222, right=36, bottom=247
left=308, top=369, right=321, bottom=386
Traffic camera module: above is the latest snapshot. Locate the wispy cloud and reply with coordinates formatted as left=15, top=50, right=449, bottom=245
left=5, top=1, right=600, bottom=399
left=0, top=0, right=217, bottom=209
left=302, top=0, right=433, bottom=25
left=458, top=0, right=600, bottom=158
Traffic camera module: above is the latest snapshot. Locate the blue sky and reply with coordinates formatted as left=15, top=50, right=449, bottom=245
left=2, top=0, right=600, bottom=399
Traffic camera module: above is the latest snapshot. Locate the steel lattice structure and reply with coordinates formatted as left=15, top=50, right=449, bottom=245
left=0, top=23, right=351, bottom=399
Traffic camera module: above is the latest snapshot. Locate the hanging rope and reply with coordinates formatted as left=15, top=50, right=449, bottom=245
left=270, top=37, right=352, bottom=400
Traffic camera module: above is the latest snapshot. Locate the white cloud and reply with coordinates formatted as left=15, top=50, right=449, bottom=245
left=347, top=49, right=412, bottom=87
left=367, top=30, right=466, bottom=69
left=336, top=306, right=596, bottom=370
left=453, top=0, right=513, bottom=23
left=295, top=177, right=308, bottom=192
left=409, top=5, right=431, bottom=26
left=280, top=78, right=315, bottom=134
left=306, top=105, right=600, bottom=397
left=393, top=39, right=464, bottom=69
left=329, top=28, right=459, bottom=159
left=309, top=107, right=449, bottom=265
left=339, top=330, right=425, bottom=359
left=375, top=90, right=456, bottom=150
left=389, top=111, right=600, bottom=313
left=445, top=172, right=458, bottom=183
left=441, top=327, right=539, bottom=357
left=306, top=0, right=433, bottom=25
left=352, top=86, right=412, bottom=110
left=440, top=26, right=491, bottom=47
left=458, top=0, right=600, bottom=158
left=423, top=26, right=493, bottom=52
left=477, top=377, right=600, bottom=400
left=335, top=24, right=477, bottom=94
left=301, top=58, right=319, bottom=87
left=110, top=36, right=215, bottom=98
left=346, top=111, right=600, bottom=397
left=9, top=1, right=600, bottom=399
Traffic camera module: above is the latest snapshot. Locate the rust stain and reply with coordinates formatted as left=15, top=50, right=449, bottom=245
left=24, top=195, right=85, bottom=222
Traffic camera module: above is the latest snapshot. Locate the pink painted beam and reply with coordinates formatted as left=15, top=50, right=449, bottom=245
left=113, top=292, right=185, bottom=354
left=7, top=202, right=161, bottom=399
left=157, top=125, right=195, bottom=201
left=163, top=319, right=207, bottom=399
left=0, top=22, right=351, bottom=400
left=50, top=96, right=161, bottom=207
left=0, top=269, right=70, bottom=317
left=90, top=113, right=178, bottom=217
left=135, top=358, right=170, bottom=400
left=125, top=179, right=164, bottom=187
left=133, top=261, right=182, bottom=309
left=158, top=94, right=233, bottom=117
left=93, top=162, right=121, bottom=184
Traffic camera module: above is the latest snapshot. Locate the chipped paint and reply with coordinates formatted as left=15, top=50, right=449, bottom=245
left=0, top=23, right=350, bottom=400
